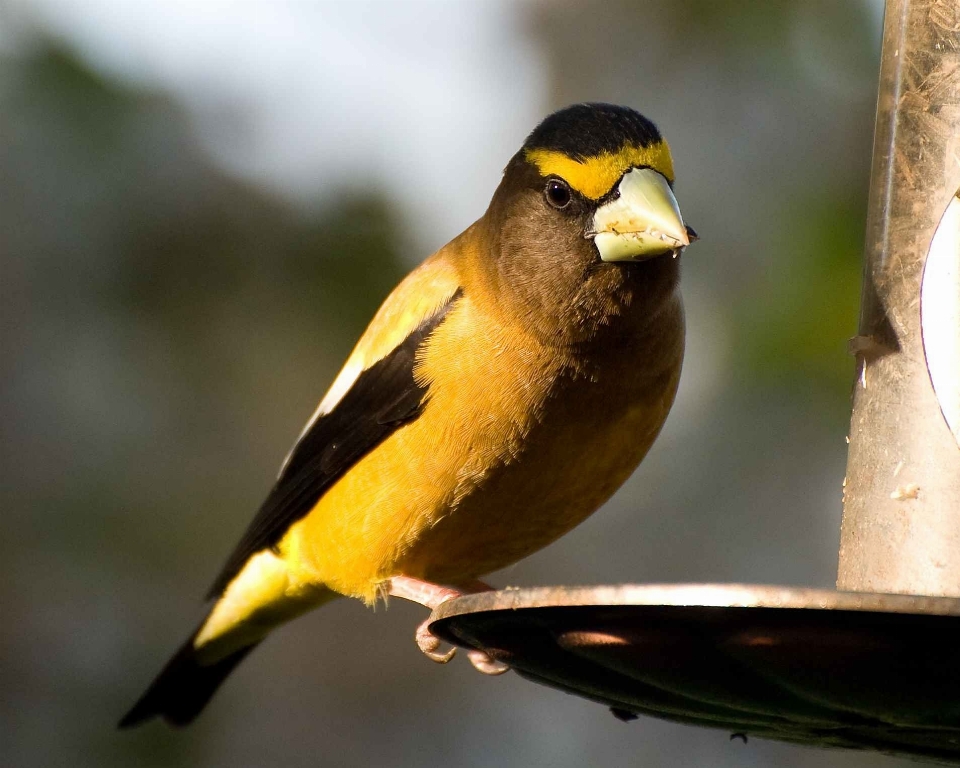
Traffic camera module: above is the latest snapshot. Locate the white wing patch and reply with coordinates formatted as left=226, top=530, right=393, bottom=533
left=278, top=360, right=364, bottom=478
left=274, top=250, right=462, bottom=479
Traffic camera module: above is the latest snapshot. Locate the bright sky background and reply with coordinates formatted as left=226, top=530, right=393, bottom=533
left=6, top=0, right=547, bottom=253
left=0, top=0, right=887, bottom=429
left=2, top=0, right=885, bottom=253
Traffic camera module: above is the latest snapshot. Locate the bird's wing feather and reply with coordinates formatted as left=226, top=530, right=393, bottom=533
left=208, top=258, right=462, bottom=598
left=279, top=255, right=464, bottom=474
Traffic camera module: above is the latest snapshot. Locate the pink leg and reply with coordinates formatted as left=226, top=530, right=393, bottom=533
left=387, top=576, right=509, bottom=675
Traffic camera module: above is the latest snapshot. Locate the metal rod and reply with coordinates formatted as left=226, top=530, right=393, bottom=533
left=838, top=0, right=960, bottom=595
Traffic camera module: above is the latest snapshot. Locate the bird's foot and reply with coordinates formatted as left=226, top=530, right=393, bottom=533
left=387, top=576, right=508, bottom=674
left=415, top=618, right=456, bottom=664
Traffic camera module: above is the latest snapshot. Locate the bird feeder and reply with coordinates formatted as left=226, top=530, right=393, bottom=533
left=429, top=2, right=960, bottom=761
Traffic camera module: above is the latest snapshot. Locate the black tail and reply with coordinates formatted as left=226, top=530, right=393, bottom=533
left=119, top=631, right=258, bottom=728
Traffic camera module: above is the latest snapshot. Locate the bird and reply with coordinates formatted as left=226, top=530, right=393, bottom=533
left=119, top=102, right=695, bottom=728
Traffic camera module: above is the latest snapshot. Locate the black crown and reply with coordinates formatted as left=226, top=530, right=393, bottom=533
left=523, top=103, right=662, bottom=161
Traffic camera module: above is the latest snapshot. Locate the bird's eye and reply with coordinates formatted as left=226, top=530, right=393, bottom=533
left=544, top=179, right=572, bottom=210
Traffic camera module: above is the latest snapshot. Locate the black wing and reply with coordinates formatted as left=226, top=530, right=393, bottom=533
left=207, top=289, right=462, bottom=598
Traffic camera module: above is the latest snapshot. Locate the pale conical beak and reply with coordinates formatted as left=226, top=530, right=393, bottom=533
left=590, top=167, right=692, bottom=262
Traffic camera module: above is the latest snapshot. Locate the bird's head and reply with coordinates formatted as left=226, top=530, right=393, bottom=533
left=481, top=103, right=694, bottom=339
left=506, top=102, right=693, bottom=261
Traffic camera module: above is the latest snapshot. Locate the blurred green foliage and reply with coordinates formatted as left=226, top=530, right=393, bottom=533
left=2, top=46, right=407, bottom=766
left=735, top=194, right=864, bottom=404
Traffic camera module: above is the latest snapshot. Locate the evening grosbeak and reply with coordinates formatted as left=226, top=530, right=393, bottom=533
left=120, top=103, right=694, bottom=727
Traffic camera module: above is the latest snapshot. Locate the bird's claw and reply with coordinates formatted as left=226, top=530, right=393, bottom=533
left=415, top=618, right=457, bottom=664
left=467, top=649, right=509, bottom=675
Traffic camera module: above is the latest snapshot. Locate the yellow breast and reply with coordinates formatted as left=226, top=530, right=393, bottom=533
left=282, top=287, right=683, bottom=603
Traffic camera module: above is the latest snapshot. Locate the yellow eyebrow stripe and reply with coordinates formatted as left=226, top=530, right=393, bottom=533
left=525, top=141, right=675, bottom=200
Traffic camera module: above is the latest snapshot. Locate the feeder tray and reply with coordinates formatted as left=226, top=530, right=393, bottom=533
left=430, top=584, right=960, bottom=763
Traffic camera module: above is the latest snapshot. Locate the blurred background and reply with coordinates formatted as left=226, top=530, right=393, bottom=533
left=1, top=1, right=910, bottom=766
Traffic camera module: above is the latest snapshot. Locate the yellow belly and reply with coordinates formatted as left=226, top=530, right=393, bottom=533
left=284, top=293, right=683, bottom=603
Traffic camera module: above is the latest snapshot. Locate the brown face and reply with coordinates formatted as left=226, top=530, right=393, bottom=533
left=479, top=147, right=689, bottom=347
